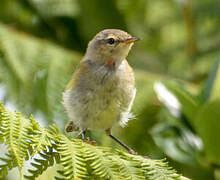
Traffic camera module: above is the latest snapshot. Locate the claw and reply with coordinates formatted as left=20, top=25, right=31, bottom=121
left=83, top=138, right=97, bottom=146
left=128, top=149, right=137, bottom=155
left=89, top=141, right=97, bottom=146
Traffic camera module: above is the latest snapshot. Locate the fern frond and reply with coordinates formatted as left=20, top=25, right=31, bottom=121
left=119, top=151, right=184, bottom=180
left=56, top=134, right=87, bottom=180
left=85, top=144, right=123, bottom=179
left=30, top=116, right=52, bottom=156
left=108, top=153, right=144, bottom=180
left=143, top=158, right=178, bottom=179
left=24, top=146, right=60, bottom=180
left=0, top=153, right=17, bottom=177
left=0, top=103, right=190, bottom=180
left=0, top=104, right=33, bottom=179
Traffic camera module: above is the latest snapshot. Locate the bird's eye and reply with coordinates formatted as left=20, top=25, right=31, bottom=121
left=107, top=38, right=115, bottom=45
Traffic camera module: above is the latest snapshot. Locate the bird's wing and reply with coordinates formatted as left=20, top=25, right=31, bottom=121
left=65, top=60, right=89, bottom=91
left=119, top=60, right=136, bottom=127
left=119, top=88, right=136, bottom=127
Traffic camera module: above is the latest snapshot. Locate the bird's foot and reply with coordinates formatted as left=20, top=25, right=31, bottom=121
left=128, top=149, right=137, bottom=155
left=83, top=138, right=97, bottom=146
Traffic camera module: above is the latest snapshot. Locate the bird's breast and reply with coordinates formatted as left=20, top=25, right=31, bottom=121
left=80, top=60, right=134, bottom=110
left=63, top=60, right=135, bottom=130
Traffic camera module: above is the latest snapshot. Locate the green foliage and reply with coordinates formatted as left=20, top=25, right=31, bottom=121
left=0, top=23, right=81, bottom=124
left=164, top=81, right=199, bottom=125
left=195, top=100, right=220, bottom=165
left=202, top=60, right=220, bottom=101
left=0, top=0, right=219, bottom=179
left=28, top=0, right=80, bottom=18
left=151, top=109, right=200, bottom=165
left=25, top=146, right=59, bottom=179
left=0, top=103, right=189, bottom=179
left=154, top=59, right=220, bottom=179
left=0, top=153, right=18, bottom=178
left=0, top=103, right=33, bottom=178
left=56, top=135, right=87, bottom=179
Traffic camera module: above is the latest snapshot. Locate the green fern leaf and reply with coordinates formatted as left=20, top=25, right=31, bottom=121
left=24, top=146, right=59, bottom=180
left=108, top=153, right=145, bottom=180
left=0, top=104, right=33, bottom=178
left=31, top=121, right=52, bottom=156
left=0, top=103, right=190, bottom=180
left=0, top=105, right=31, bottom=167
left=123, top=153, right=186, bottom=180
left=85, top=144, right=121, bottom=179
left=0, top=153, right=17, bottom=178
left=56, top=135, right=87, bottom=179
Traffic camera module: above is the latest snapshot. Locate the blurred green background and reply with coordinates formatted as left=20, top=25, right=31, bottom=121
left=0, top=0, right=220, bottom=179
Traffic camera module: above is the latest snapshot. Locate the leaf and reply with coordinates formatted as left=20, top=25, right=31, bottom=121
left=0, top=105, right=31, bottom=167
left=0, top=23, right=81, bottom=123
left=0, top=153, right=17, bottom=178
left=151, top=109, right=201, bottom=165
left=133, top=70, right=160, bottom=114
left=0, top=103, right=33, bottom=178
left=56, top=135, right=87, bottom=179
left=31, top=122, right=52, bottom=156
left=77, top=0, right=126, bottom=42
left=85, top=145, right=121, bottom=179
left=109, top=153, right=144, bottom=180
left=164, top=81, right=199, bottom=125
left=120, top=151, right=189, bottom=180
left=195, top=100, right=220, bottom=166
left=28, top=0, right=80, bottom=18
left=203, top=59, right=220, bottom=102
left=24, top=147, right=59, bottom=180
left=0, top=103, right=190, bottom=179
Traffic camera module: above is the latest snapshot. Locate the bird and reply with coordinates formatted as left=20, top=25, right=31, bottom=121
left=62, top=29, right=139, bottom=154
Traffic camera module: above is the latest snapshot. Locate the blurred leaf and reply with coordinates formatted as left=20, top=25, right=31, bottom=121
left=209, top=59, right=220, bottom=101
left=133, top=70, right=159, bottom=114
left=214, top=169, right=220, bottom=180
left=77, top=0, right=126, bottom=43
left=0, top=0, right=37, bottom=29
left=151, top=109, right=201, bottom=165
left=200, top=59, right=220, bottom=102
left=165, top=82, right=199, bottom=126
left=0, top=23, right=81, bottom=124
left=195, top=100, right=220, bottom=166
left=28, top=0, right=80, bottom=18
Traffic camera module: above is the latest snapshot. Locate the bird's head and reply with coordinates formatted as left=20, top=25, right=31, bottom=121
left=85, top=29, right=139, bottom=64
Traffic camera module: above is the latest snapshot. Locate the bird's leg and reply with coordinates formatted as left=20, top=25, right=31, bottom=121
left=105, top=129, right=137, bottom=155
left=82, top=130, right=97, bottom=145
left=82, top=130, right=87, bottom=141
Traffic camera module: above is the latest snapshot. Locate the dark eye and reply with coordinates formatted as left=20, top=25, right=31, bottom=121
left=107, top=38, right=115, bottom=45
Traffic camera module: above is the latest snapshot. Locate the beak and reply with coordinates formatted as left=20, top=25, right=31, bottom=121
left=120, top=37, right=140, bottom=44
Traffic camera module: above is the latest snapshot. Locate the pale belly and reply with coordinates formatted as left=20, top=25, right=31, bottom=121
left=63, top=84, right=122, bottom=130
left=63, top=60, right=135, bottom=131
left=84, top=97, right=120, bottom=130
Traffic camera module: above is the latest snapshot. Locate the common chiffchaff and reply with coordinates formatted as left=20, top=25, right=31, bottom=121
left=63, top=29, right=139, bottom=154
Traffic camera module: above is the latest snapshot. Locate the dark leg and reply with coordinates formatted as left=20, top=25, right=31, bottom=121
left=82, top=130, right=86, bottom=141
left=82, top=130, right=97, bottom=145
left=106, top=129, right=137, bottom=155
